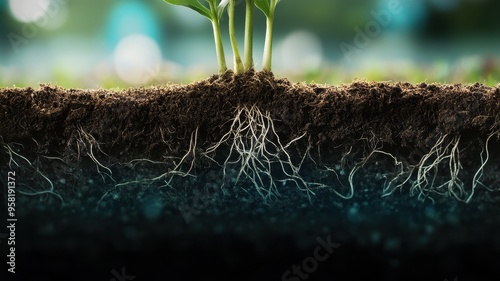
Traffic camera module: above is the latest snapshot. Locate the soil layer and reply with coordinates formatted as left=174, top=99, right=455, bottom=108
left=1, top=70, right=499, bottom=159
left=1, top=71, right=500, bottom=280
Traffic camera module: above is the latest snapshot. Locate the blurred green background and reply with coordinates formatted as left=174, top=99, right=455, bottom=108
left=0, top=0, right=499, bottom=88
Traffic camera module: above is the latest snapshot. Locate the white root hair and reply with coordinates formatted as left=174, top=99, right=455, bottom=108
left=3, top=142, right=64, bottom=203
left=203, top=105, right=316, bottom=202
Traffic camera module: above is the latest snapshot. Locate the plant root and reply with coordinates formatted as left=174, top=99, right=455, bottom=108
left=75, top=127, right=115, bottom=183
left=2, top=141, right=64, bottom=203
left=97, top=127, right=199, bottom=209
left=203, top=105, right=316, bottom=202
left=318, top=145, right=361, bottom=200
left=362, top=133, right=498, bottom=203
left=467, top=132, right=497, bottom=203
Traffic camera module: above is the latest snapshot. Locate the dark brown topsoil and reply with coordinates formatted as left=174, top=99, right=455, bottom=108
left=1, top=70, right=499, bottom=161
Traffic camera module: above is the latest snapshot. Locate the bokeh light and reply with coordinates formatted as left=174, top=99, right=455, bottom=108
left=277, top=30, right=323, bottom=72
left=105, top=1, right=160, bottom=50
left=113, top=34, right=162, bottom=85
left=0, top=0, right=499, bottom=87
left=9, top=0, right=50, bottom=23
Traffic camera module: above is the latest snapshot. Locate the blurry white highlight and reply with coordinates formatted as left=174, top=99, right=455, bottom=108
left=113, top=34, right=162, bottom=85
left=277, top=30, right=323, bottom=72
left=9, top=0, right=50, bottom=23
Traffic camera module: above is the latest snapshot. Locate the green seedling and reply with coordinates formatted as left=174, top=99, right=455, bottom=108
left=244, top=0, right=255, bottom=70
left=163, top=0, right=228, bottom=73
left=163, top=0, right=283, bottom=73
left=255, top=0, right=281, bottom=71
left=227, top=0, right=244, bottom=74
left=225, top=0, right=256, bottom=73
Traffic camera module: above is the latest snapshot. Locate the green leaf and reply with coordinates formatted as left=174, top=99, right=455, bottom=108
left=254, top=0, right=270, bottom=17
left=164, top=0, right=212, bottom=19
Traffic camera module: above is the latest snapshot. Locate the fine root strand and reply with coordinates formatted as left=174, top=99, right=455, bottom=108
left=75, top=127, right=115, bottom=183
left=98, top=127, right=199, bottom=209
left=203, top=105, right=316, bottom=202
left=2, top=142, right=64, bottom=203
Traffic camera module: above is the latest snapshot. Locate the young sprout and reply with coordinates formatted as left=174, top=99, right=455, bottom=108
left=223, top=0, right=255, bottom=72
left=244, top=0, right=255, bottom=70
left=227, top=0, right=244, bottom=74
left=163, top=0, right=228, bottom=73
left=164, top=0, right=284, bottom=74
left=255, top=0, right=282, bottom=71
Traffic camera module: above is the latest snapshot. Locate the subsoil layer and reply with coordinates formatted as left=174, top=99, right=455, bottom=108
left=1, top=71, right=500, bottom=280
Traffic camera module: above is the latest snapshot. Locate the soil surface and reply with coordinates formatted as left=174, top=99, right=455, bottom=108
left=1, top=71, right=500, bottom=280
left=1, top=70, right=499, bottom=157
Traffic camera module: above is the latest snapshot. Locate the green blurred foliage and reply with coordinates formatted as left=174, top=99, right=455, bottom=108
left=1, top=0, right=500, bottom=87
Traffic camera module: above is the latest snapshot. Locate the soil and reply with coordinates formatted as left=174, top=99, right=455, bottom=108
left=2, top=70, right=499, bottom=157
left=1, top=70, right=500, bottom=280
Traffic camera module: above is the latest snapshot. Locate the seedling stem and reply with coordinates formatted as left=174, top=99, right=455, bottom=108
left=244, top=0, right=255, bottom=70
left=209, top=1, right=227, bottom=72
left=228, top=0, right=244, bottom=74
left=262, top=9, right=274, bottom=71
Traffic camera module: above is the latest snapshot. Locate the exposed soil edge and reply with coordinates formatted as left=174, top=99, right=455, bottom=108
left=1, top=70, right=499, bottom=161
